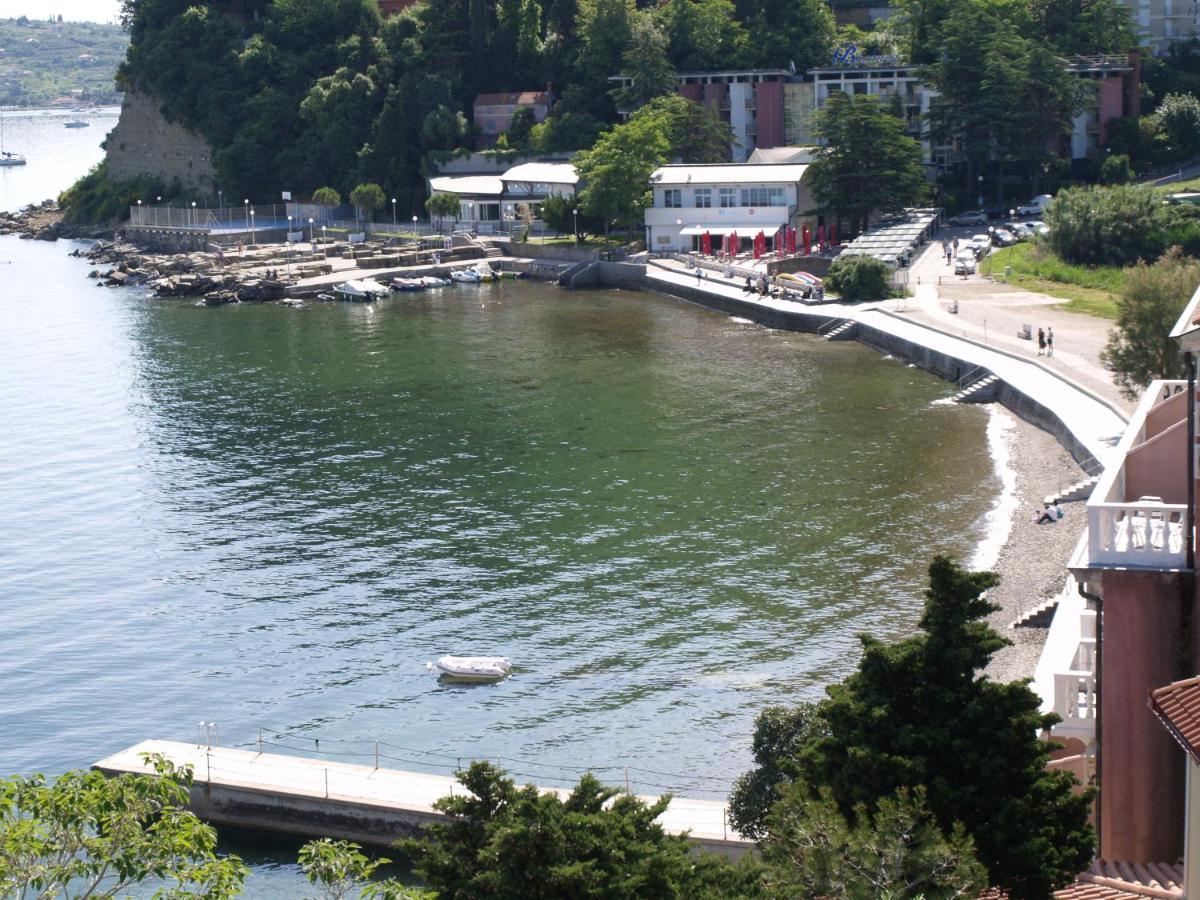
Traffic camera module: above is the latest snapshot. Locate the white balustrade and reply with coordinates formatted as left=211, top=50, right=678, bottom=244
left=1087, top=500, right=1187, bottom=568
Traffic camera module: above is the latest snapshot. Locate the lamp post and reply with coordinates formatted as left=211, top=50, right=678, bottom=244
left=136, top=198, right=142, bottom=225
left=412, top=214, right=417, bottom=238
left=166, top=198, right=171, bottom=227
left=391, top=197, right=397, bottom=233
left=243, top=199, right=249, bottom=232
left=286, top=215, right=293, bottom=276
left=676, top=217, right=683, bottom=252
left=573, top=207, right=578, bottom=246
left=308, top=216, right=314, bottom=243
left=250, top=208, right=255, bottom=244
left=321, top=225, right=327, bottom=245
left=190, top=200, right=196, bottom=229
left=155, top=195, right=161, bottom=227
left=977, top=174, right=983, bottom=209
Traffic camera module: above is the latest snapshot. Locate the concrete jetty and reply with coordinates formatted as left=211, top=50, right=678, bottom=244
left=94, top=740, right=751, bottom=858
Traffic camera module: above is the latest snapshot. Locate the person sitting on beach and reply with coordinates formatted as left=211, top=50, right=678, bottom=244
left=1036, top=503, right=1057, bottom=524
left=744, top=276, right=753, bottom=293
left=1054, top=501, right=1064, bottom=520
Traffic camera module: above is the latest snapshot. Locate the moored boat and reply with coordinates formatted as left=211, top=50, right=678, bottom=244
left=434, top=655, right=512, bottom=683
left=389, top=277, right=426, bottom=292
left=450, top=268, right=482, bottom=284
left=334, top=278, right=387, bottom=301
left=421, top=275, right=451, bottom=287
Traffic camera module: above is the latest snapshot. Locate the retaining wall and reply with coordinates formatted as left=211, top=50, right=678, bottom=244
left=105, top=91, right=216, bottom=195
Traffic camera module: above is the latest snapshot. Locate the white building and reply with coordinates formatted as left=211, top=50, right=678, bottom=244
left=644, top=163, right=815, bottom=253
left=427, top=161, right=578, bottom=232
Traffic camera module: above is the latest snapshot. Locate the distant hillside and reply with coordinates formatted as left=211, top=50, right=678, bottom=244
left=0, top=17, right=127, bottom=107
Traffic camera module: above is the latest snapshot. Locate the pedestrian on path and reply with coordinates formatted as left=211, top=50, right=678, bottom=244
left=1046, top=327, right=1054, bottom=356
left=1037, top=327, right=1046, bottom=355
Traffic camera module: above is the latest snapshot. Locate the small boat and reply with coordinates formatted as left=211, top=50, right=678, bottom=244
left=450, top=268, right=482, bottom=284
left=421, top=275, right=451, bottom=287
left=0, top=151, right=25, bottom=167
left=434, top=655, right=512, bottom=683
left=334, top=278, right=387, bottom=301
left=64, top=119, right=89, bottom=128
left=389, top=277, right=426, bottom=292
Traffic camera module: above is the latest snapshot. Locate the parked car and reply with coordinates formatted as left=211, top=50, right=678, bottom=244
left=947, top=210, right=989, bottom=226
left=954, top=253, right=976, bottom=275
left=985, top=207, right=1010, bottom=221
left=969, top=234, right=991, bottom=258
left=1016, top=194, right=1053, bottom=217
left=1029, top=220, right=1050, bottom=237
left=990, top=228, right=1018, bottom=247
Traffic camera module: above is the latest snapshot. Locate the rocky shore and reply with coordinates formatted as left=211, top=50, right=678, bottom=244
left=0, top=200, right=110, bottom=241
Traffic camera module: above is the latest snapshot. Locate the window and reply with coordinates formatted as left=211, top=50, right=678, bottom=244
left=740, top=187, right=787, bottom=207
left=694, top=188, right=712, bottom=208
left=719, top=187, right=736, bottom=207
left=663, top=188, right=682, bottom=208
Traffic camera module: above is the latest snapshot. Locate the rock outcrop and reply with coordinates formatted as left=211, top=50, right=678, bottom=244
left=104, top=90, right=216, bottom=195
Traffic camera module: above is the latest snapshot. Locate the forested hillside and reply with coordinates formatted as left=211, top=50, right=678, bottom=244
left=0, top=17, right=126, bottom=107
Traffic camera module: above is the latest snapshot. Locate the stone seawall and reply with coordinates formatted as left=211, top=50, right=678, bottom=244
left=105, top=91, right=216, bottom=194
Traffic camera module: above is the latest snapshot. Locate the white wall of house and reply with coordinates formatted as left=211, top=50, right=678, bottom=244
left=643, top=176, right=812, bottom=251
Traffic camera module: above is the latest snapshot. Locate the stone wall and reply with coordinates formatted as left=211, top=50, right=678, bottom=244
left=105, top=91, right=216, bottom=195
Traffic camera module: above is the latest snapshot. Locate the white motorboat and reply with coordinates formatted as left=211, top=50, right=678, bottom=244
left=421, top=275, right=451, bottom=287
left=450, top=268, right=482, bottom=284
left=334, top=278, right=387, bottom=301
left=0, top=151, right=25, bottom=167
left=64, top=119, right=89, bottom=129
left=434, top=655, right=512, bottom=683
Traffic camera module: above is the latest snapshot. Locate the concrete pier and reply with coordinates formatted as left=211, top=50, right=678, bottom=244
left=94, top=740, right=751, bottom=858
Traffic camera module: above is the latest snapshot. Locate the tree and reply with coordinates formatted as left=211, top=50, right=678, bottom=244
left=350, top=181, right=387, bottom=224
left=735, top=0, right=835, bottom=70
left=1100, top=152, right=1133, bottom=184
left=609, top=12, right=675, bottom=112
left=425, top=191, right=461, bottom=231
left=313, top=186, right=343, bottom=208
left=1101, top=247, right=1200, bottom=398
left=1028, top=0, right=1137, bottom=55
left=539, top=192, right=580, bottom=236
left=298, top=838, right=425, bottom=899
left=0, top=754, right=247, bottom=899
left=1155, top=92, right=1200, bottom=160
left=403, top=762, right=763, bottom=899
left=760, top=786, right=988, bottom=899
left=728, top=703, right=828, bottom=841
left=507, top=105, right=537, bottom=149
left=655, top=0, right=748, bottom=71
left=824, top=255, right=893, bottom=301
left=793, top=556, right=1095, bottom=898
left=575, top=0, right=636, bottom=117
left=1045, top=184, right=1170, bottom=266
left=807, top=92, right=927, bottom=233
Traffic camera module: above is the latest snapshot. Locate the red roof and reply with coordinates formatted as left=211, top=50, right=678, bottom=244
left=473, top=91, right=551, bottom=107
left=1053, top=860, right=1183, bottom=900
left=1149, top=674, right=1200, bottom=764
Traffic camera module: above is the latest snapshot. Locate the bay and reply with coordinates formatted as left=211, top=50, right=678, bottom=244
left=0, top=117, right=998, bottom=894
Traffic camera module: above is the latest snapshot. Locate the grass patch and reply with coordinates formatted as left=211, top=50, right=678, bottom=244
left=981, top=242, right=1122, bottom=319
left=521, top=234, right=633, bottom=249
left=1152, top=176, right=1200, bottom=196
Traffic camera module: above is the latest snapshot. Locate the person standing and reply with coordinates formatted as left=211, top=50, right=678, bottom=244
left=1037, top=327, right=1046, bottom=356
left=1046, top=327, right=1054, bottom=356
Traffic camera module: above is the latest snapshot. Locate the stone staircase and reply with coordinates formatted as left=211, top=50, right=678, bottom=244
left=823, top=321, right=856, bottom=341
left=483, top=246, right=504, bottom=259
left=1045, top=475, right=1100, bottom=506
left=1013, top=573, right=1078, bottom=629
left=952, top=373, right=1000, bottom=403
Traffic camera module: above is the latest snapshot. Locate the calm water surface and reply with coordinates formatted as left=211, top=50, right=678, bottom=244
left=0, top=118, right=999, bottom=893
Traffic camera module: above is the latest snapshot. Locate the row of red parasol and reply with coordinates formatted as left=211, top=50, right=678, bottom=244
left=693, top=224, right=839, bottom=259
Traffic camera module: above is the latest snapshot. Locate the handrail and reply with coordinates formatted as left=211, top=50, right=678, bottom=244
left=817, top=317, right=848, bottom=337
left=956, top=365, right=988, bottom=389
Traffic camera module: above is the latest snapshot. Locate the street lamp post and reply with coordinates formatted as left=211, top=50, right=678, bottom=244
left=287, top=215, right=293, bottom=277
left=250, top=208, right=255, bottom=244
left=676, top=217, right=683, bottom=252
left=136, top=198, right=142, bottom=225
left=412, top=215, right=417, bottom=239
left=308, top=216, right=314, bottom=244
left=190, top=200, right=196, bottom=229
left=573, top=207, right=578, bottom=246
left=243, top=199, right=249, bottom=232
left=155, top=195, right=161, bottom=227
left=321, top=225, right=327, bottom=245
left=217, top=189, right=223, bottom=222
left=977, top=174, right=984, bottom=209
left=391, top=197, right=397, bottom=233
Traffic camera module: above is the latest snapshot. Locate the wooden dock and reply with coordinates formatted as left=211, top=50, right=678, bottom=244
left=94, top=740, right=751, bottom=858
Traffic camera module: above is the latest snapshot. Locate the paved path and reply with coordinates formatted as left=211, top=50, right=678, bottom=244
left=646, top=261, right=1128, bottom=467
left=95, top=740, right=747, bottom=850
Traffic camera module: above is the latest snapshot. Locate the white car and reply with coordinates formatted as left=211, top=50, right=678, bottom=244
left=954, top=253, right=976, bottom=275
left=947, top=210, right=989, bottom=226
left=969, top=234, right=991, bottom=256
left=1017, top=194, right=1052, bottom=217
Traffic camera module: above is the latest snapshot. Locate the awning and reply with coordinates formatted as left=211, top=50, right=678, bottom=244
left=679, top=225, right=730, bottom=236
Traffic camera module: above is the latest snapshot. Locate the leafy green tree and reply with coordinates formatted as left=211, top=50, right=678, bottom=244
left=1100, top=152, right=1134, bottom=184
left=644, top=93, right=733, bottom=163
left=609, top=12, right=675, bottom=112
left=1101, top=247, right=1200, bottom=398
left=734, top=0, right=835, bottom=70
left=403, top=762, right=764, bottom=899
left=314, top=186, right=343, bottom=208
left=299, top=838, right=426, bottom=899
left=350, top=181, right=387, bottom=223
left=507, top=106, right=538, bottom=149
left=655, top=0, right=747, bottom=71
left=760, top=786, right=988, bottom=899
left=824, top=255, right=893, bottom=301
left=575, top=0, right=635, bottom=117
left=1045, top=184, right=1170, bottom=266
left=1028, top=0, right=1137, bottom=54
left=728, top=703, right=828, bottom=841
left=539, top=192, right=582, bottom=236
left=791, top=556, right=1095, bottom=898
left=426, top=191, right=461, bottom=231
left=1155, top=92, right=1200, bottom=160
left=0, top=754, right=247, bottom=898
left=807, top=92, right=927, bottom=234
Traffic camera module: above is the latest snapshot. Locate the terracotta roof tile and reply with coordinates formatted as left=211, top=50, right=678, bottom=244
left=1148, top=674, right=1200, bottom=765
left=1053, top=860, right=1183, bottom=900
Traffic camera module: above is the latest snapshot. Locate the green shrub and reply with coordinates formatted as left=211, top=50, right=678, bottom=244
left=825, top=255, right=891, bottom=301
left=58, top=162, right=171, bottom=225
left=1045, top=184, right=1171, bottom=266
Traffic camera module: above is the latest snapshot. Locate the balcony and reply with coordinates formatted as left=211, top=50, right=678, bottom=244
left=1034, top=561, right=1098, bottom=746
left=1084, top=380, right=1191, bottom=571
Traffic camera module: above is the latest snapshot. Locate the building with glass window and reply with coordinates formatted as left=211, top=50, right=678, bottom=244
left=643, top=163, right=815, bottom=252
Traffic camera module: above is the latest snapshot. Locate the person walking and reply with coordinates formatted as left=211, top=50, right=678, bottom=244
left=1037, top=327, right=1046, bottom=356
left=1046, top=327, right=1054, bottom=356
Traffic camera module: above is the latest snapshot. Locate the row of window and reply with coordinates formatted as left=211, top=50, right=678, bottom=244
left=662, top=187, right=787, bottom=208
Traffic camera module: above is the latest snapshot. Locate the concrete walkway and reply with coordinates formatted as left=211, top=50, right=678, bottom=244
left=646, top=261, right=1128, bottom=468
left=94, top=740, right=749, bottom=855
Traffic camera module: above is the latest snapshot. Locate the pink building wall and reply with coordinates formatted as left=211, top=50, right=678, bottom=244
left=755, top=81, right=783, bottom=150
left=1100, top=569, right=1188, bottom=861
left=1124, top=419, right=1189, bottom=503
left=679, top=84, right=703, bottom=103
left=701, top=83, right=728, bottom=116
left=1098, top=77, right=1126, bottom=146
